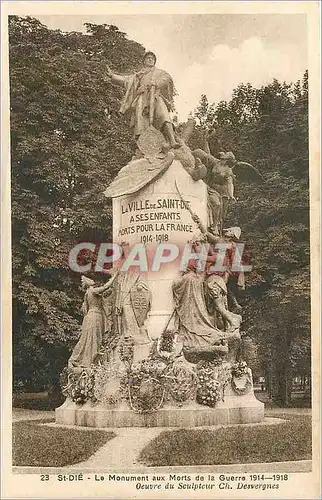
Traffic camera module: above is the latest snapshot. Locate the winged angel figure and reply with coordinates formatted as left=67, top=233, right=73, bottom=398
left=192, top=148, right=264, bottom=234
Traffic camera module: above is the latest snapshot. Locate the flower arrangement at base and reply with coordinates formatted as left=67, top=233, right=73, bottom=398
left=126, top=359, right=168, bottom=413
left=157, top=330, right=176, bottom=359
left=166, top=362, right=197, bottom=403
left=119, top=337, right=134, bottom=368
left=196, top=359, right=231, bottom=407
left=60, top=367, right=96, bottom=405
left=93, top=362, right=124, bottom=406
left=231, top=360, right=252, bottom=395
left=231, top=360, right=248, bottom=378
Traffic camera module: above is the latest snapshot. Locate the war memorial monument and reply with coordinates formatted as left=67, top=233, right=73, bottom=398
left=56, top=50, right=265, bottom=428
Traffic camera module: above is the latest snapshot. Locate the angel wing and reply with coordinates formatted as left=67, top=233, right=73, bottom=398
left=104, top=152, right=174, bottom=198
left=232, top=162, right=264, bottom=183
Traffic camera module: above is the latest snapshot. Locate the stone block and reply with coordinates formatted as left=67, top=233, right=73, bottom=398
left=55, top=399, right=264, bottom=428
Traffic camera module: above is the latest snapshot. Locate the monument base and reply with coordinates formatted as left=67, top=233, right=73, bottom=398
left=57, top=359, right=264, bottom=428
left=55, top=395, right=264, bottom=428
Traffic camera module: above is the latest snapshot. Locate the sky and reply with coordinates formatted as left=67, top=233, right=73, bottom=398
left=37, top=14, right=308, bottom=120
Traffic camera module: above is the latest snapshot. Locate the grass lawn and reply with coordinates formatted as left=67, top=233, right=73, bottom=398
left=13, top=419, right=116, bottom=467
left=13, top=392, right=64, bottom=411
left=138, top=412, right=312, bottom=467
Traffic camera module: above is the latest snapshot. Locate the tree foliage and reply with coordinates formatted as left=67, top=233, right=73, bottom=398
left=11, top=17, right=310, bottom=403
left=10, top=16, right=145, bottom=389
left=192, top=75, right=310, bottom=404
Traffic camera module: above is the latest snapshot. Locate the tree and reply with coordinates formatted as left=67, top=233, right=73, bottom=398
left=10, top=16, right=145, bottom=390
left=187, top=94, right=217, bottom=152
left=194, top=94, right=216, bottom=129
left=192, top=73, right=310, bottom=405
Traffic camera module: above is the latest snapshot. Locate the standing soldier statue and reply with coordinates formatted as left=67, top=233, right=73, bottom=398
left=106, top=51, right=180, bottom=149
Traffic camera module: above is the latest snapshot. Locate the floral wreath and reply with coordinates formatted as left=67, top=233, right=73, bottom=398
left=60, top=367, right=96, bottom=405
left=126, top=359, right=168, bottom=413
left=231, top=360, right=251, bottom=395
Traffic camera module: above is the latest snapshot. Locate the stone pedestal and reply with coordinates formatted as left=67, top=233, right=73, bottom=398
left=56, top=404, right=264, bottom=428
left=56, top=158, right=265, bottom=428
left=55, top=389, right=264, bottom=428
left=112, top=160, right=207, bottom=339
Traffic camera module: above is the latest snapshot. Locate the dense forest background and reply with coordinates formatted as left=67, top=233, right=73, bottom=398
left=10, top=16, right=310, bottom=406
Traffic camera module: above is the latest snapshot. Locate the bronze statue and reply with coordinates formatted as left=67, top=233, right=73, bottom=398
left=104, top=117, right=204, bottom=199
left=191, top=218, right=246, bottom=313
left=68, top=274, right=117, bottom=369
left=106, top=51, right=180, bottom=149
left=172, top=265, right=227, bottom=362
left=204, top=274, right=242, bottom=332
left=192, top=148, right=264, bottom=234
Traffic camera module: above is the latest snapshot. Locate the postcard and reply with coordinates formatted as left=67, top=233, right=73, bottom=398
left=1, top=1, right=320, bottom=498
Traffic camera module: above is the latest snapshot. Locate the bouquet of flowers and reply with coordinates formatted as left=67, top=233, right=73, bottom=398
left=196, top=361, right=222, bottom=407
left=231, top=360, right=248, bottom=378
left=60, top=367, right=96, bottom=405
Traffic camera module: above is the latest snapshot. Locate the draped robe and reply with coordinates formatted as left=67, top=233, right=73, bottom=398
left=172, top=271, right=224, bottom=351
left=119, top=66, right=175, bottom=136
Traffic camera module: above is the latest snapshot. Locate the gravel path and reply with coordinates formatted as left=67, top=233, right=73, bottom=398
left=70, top=427, right=163, bottom=469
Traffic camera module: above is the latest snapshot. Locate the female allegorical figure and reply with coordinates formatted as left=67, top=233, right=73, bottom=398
left=172, top=264, right=226, bottom=358
left=68, top=274, right=117, bottom=369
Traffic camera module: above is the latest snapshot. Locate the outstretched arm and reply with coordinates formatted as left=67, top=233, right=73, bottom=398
left=106, top=65, right=126, bottom=86
left=92, top=272, right=118, bottom=295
